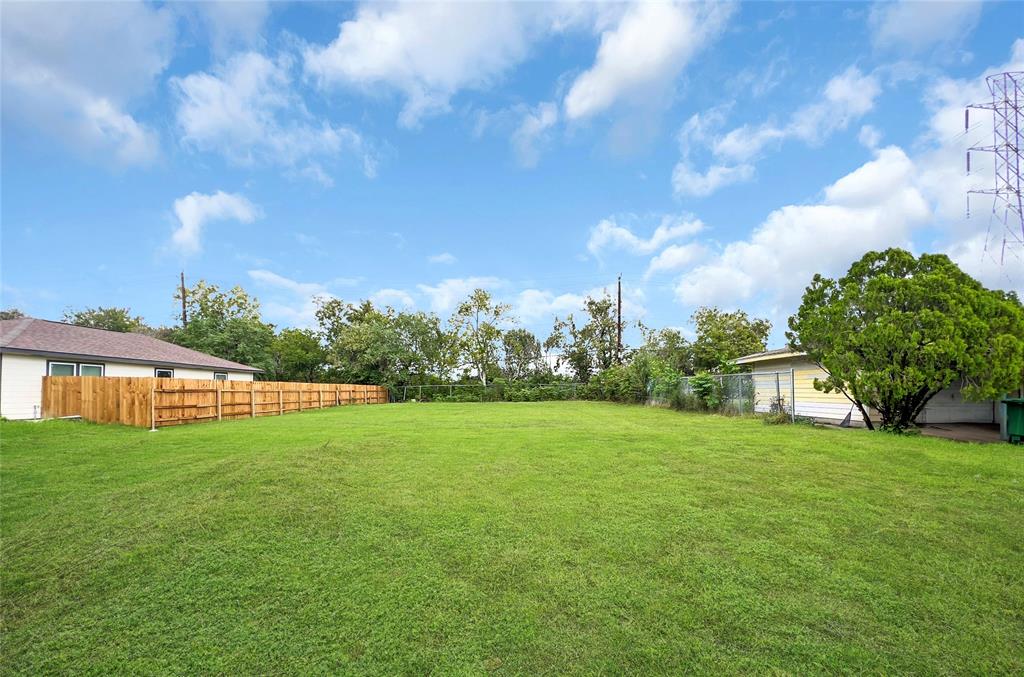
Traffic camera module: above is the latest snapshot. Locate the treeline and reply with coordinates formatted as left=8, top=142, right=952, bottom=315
left=1, top=281, right=771, bottom=389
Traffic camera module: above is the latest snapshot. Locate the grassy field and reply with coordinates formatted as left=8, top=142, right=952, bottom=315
left=2, top=402, right=1022, bottom=674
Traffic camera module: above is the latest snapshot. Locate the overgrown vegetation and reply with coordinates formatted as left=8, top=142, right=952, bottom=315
left=4, top=404, right=1021, bottom=673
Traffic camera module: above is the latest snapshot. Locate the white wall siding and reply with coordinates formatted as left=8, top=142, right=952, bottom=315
left=0, top=353, right=46, bottom=419
left=918, top=383, right=994, bottom=424
left=105, top=363, right=254, bottom=380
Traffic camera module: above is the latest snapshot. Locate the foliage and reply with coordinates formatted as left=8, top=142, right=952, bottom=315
left=177, top=280, right=261, bottom=325
left=688, top=371, right=723, bottom=410
left=449, top=288, right=512, bottom=386
left=269, top=329, right=326, bottom=382
left=62, top=306, right=147, bottom=333
left=549, top=292, right=618, bottom=382
left=502, top=329, right=545, bottom=381
left=0, top=308, right=26, bottom=320
left=690, top=307, right=771, bottom=373
left=638, top=325, right=692, bottom=375
left=167, top=281, right=275, bottom=373
left=788, top=248, right=1024, bottom=431
left=4, top=405, right=1022, bottom=674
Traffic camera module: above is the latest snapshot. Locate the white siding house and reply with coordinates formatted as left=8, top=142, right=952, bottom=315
left=1, top=318, right=260, bottom=420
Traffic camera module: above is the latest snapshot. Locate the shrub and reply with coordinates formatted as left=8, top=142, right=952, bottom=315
left=689, top=372, right=722, bottom=410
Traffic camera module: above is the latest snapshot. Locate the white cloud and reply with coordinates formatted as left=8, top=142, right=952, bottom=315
left=172, top=52, right=376, bottom=181
left=248, top=269, right=324, bottom=297
left=587, top=215, right=704, bottom=257
left=516, top=289, right=586, bottom=323
left=674, top=146, right=930, bottom=307
left=304, top=3, right=575, bottom=128
left=1, top=1, right=174, bottom=165
left=511, top=102, right=559, bottom=168
left=672, top=162, right=754, bottom=197
left=172, top=191, right=260, bottom=254
left=247, top=269, right=338, bottom=328
left=716, top=66, right=881, bottom=163
left=913, top=39, right=1024, bottom=289
left=428, top=252, right=457, bottom=265
left=563, top=1, right=733, bottom=120
left=869, top=0, right=983, bottom=52
left=858, top=124, right=882, bottom=149
left=370, top=288, right=415, bottom=309
left=190, top=1, right=271, bottom=56
left=416, top=277, right=505, bottom=313
left=675, top=66, right=881, bottom=196
left=516, top=282, right=646, bottom=325
left=644, top=243, right=706, bottom=279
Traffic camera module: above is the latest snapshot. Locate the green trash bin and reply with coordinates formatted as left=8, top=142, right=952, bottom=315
left=1003, top=398, right=1024, bottom=444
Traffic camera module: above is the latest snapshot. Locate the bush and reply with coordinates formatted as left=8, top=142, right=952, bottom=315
left=689, top=372, right=723, bottom=410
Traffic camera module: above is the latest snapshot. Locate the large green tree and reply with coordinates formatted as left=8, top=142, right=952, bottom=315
left=63, top=306, right=147, bottom=333
left=549, top=292, right=618, bottom=382
left=168, top=281, right=275, bottom=374
left=502, top=329, right=544, bottom=381
left=450, top=289, right=512, bottom=386
left=270, top=329, right=327, bottom=382
left=690, top=307, right=771, bottom=373
left=787, top=248, right=1024, bottom=431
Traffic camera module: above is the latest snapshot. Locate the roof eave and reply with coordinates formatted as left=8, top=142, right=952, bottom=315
left=732, top=350, right=807, bottom=365
left=0, top=346, right=263, bottom=373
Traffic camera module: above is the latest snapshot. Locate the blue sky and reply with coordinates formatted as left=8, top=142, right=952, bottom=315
left=2, top=1, right=1022, bottom=347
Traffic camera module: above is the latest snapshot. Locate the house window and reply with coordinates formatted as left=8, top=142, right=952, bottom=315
left=213, top=372, right=228, bottom=381
left=79, top=364, right=104, bottom=377
left=154, top=368, right=174, bottom=378
left=48, top=362, right=76, bottom=376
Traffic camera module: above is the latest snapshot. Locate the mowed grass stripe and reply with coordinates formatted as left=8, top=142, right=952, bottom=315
left=2, top=402, right=1021, bottom=674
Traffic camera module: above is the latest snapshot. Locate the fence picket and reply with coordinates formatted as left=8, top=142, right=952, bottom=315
left=40, top=376, right=387, bottom=429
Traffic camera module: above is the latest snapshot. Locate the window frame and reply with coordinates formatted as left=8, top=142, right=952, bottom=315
left=213, top=372, right=228, bottom=381
left=47, top=361, right=78, bottom=376
left=154, top=367, right=175, bottom=379
left=78, top=363, right=105, bottom=377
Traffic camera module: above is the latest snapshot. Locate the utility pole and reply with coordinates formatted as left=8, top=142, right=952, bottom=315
left=616, top=274, right=623, bottom=364
left=179, top=271, right=188, bottom=329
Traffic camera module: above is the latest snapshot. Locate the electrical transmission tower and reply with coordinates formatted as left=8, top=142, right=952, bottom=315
left=966, top=71, right=1023, bottom=271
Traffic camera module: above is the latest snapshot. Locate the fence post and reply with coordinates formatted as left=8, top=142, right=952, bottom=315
left=149, top=382, right=157, bottom=432
left=251, top=389, right=256, bottom=418
left=418, top=384, right=423, bottom=400
left=217, top=388, right=222, bottom=421
left=319, top=389, right=323, bottom=409
left=278, top=388, right=283, bottom=415
left=775, top=372, right=782, bottom=409
left=789, top=367, right=796, bottom=423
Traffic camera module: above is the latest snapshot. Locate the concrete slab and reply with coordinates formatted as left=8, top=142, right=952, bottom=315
left=920, top=423, right=1003, bottom=444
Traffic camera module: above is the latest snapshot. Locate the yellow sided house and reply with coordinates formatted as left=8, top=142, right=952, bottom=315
left=734, top=348, right=1019, bottom=437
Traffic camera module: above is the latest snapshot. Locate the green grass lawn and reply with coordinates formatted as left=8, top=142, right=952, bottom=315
left=2, top=402, right=1022, bottom=674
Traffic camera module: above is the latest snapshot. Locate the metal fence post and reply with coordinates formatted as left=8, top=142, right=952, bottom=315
left=789, top=367, right=796, bottom=423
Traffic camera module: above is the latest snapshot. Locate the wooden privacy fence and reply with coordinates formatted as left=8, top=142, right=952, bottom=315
left=42, top=376, right=389, bottom=429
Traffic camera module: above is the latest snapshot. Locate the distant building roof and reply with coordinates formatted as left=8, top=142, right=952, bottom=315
left=732, top=347, right=807, bottom=365
left=0, top=318, right=261, bottom=372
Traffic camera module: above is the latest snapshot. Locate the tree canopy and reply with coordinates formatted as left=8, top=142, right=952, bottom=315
left=689, top=307, right=771, bottom=373
left=787, top=248, right=1024, bottom=431
left=63, top=306, right=147, bottom=333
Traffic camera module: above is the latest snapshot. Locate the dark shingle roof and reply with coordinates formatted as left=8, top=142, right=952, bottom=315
left=0, top=318, right=261, bottom=372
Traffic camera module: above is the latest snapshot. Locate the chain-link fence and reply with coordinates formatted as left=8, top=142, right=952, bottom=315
left=393, top=382, right=582, bottom=403
left=649, top=371, right=796, bottom=420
